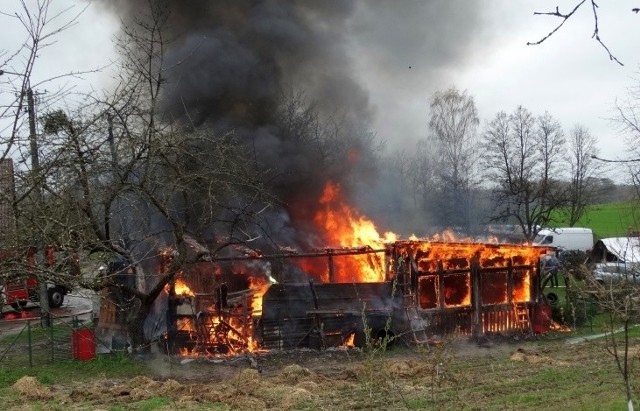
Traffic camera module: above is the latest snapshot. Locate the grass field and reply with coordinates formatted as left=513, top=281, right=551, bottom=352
left=0, top=331, right=638, bottom=410
left=1, top=307, right=640, bottom=410
left=552, top=201, right=640, bottom=239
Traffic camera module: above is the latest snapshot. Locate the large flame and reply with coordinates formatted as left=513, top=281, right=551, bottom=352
left=394, top=241, right=546, bottom=311
left=316, top=181, right=397, bottom=247
left=306, top=181, right=396, bottom=282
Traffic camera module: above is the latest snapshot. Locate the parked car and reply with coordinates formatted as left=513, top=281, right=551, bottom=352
left=592, top=262, right=640, bottom=286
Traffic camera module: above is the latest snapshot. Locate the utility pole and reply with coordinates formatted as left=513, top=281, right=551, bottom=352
left=27, top=86, right=51, bottom=327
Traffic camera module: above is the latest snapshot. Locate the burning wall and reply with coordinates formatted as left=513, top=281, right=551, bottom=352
left=159, top=239, right=549, bottom=355
left=391, top=241, right=548, bottom=335
left=392, top=241, right=545, bottom=308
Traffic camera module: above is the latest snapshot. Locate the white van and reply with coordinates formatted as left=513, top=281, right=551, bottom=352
left=532, top=227, right=593, bottom=252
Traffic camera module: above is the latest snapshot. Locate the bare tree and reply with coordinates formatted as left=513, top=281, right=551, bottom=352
left=482, top=106, right=567, bottom=240
left=574, top=267, right=640, bottom=411
left=613, top=76, right=640, bottom=223
left=0, top=0, right=87, bottom=159
left=616, top=78, right=640, bottom=150
left=564, top=125, right=602, bottom=226
left=407, top=140, right=437, bottom=210
left=0, top=0, right=91, bottom=323
left=428, top=87, right=480, bottom=232
left=536, top=112, right=567, bottom=220
left=21, top=0, right=273, bottom=351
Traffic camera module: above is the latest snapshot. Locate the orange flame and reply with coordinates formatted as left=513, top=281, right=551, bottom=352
left=174, top=279, right=195, bottom=297
left=309, top=181, right=396, bottom=282
left=249, top=276, right=271, bottom=317
left=316, top=181, right=397, bottom=246
left=169, top=273, right=271, bottom=357
left=342, top=332, right=355, bottom=348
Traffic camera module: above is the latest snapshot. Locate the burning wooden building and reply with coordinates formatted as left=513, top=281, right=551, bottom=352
left=162, top=239, right=550, bottom=356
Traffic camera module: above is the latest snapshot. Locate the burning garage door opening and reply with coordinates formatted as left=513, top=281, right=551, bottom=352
left=156, top=239, right=550, bottom=357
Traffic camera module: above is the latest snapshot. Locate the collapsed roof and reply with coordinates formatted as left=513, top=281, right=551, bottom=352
left=592, top=237, right=640, bottom=263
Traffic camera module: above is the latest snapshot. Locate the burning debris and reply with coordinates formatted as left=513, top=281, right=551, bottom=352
left=153, top=238, right=549, bottom=357
left=166, top=279, right=259, bottom=356
left=94, top=171, right=551, bottom=357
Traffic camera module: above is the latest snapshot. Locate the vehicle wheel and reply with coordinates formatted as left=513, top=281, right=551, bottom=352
left=546, top=292, right=559, bottom=306
left=48, top=287, right=64, bottom=308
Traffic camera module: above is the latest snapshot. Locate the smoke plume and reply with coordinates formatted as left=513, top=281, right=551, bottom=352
left=100, top=0, right=484, bottom=246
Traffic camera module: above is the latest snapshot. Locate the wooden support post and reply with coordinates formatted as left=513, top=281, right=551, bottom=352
left=507, top=259, right=514, bottom=304
left=327, top=252, right=334, bottom=283
left=437, top=261, right=445, bottom=310
left=472, top=256, right=483, bottom=337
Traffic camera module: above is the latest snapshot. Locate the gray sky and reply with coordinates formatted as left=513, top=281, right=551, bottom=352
left=2, top=0, right=639, bottom=182
left=350, top=1, right=640, bottom=180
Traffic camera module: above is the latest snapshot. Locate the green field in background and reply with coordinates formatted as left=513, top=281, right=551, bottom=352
left=552, top=201, right=640, bottom=239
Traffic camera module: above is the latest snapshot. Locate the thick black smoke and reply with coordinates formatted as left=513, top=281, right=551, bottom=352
left=100, top=0, right=483, bottom=247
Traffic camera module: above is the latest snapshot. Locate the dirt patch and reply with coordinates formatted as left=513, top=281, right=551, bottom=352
left=509, top=347, right=570, bottom=366
left=276, top=364, right=312, bottom=384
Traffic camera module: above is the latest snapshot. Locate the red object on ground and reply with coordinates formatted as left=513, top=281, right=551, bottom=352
left=531, top=304, right=552, bottom=333
left=1, top=310, right=37, bottom=320
left=71, top=328, right=96, bottom=361
left=2, top=312, right=18, bottom=320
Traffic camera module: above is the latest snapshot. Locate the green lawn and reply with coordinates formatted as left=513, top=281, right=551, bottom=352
left=552, top=201, right=640, bottom=239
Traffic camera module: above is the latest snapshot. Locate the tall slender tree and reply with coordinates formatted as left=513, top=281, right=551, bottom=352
left=428, top=87, right=480, bottom=232
left=565, top=125, right=601, bottom=226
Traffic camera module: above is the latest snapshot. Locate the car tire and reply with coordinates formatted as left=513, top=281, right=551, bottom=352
left=48, top=287, right=64, bottom=308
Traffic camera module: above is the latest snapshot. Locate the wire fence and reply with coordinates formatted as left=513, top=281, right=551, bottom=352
left=0, top=314, right=95, bottom=368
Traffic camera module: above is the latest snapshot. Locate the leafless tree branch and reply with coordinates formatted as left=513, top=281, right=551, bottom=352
left=527, top=0, right=624, bottom=66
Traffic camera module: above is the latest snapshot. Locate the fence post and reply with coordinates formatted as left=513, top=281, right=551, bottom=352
left=27, top=321, right=32, bottom=367
left=50, top=320, right=54, bottom=361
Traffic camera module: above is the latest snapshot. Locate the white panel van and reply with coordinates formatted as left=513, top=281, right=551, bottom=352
left=532, top=227, right=593, bottom=252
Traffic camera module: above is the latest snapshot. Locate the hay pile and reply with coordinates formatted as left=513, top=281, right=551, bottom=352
left=12, top=376, right=53, bottom=400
